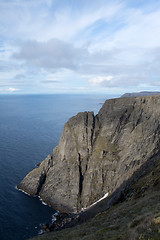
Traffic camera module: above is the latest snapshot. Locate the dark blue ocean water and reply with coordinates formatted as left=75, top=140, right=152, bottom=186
left=0, top=94, right=117, bottom=240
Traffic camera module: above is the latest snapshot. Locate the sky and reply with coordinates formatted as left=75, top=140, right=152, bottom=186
left=0, top=0, right=160, bottom=95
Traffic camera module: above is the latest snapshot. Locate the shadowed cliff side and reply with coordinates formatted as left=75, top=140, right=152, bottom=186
left=18, top=95, right=160, bottom=213
left=29, top=149, right=160, bottom=240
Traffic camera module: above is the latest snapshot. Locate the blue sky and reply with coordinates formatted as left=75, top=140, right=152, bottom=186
left=0, top=0, right=160, bottom=94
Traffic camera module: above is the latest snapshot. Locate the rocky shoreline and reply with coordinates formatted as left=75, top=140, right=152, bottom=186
left=40, top=212, right=80, bottom=234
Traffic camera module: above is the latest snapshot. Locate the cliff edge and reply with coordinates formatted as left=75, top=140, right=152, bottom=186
left=18, top=95, right=160, bottom=213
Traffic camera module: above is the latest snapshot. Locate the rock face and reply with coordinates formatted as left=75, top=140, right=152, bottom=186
left=18, top=95, right=160, bottom=213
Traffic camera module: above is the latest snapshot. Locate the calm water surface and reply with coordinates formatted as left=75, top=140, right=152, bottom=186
left=0, top=94, right=116, bottom=240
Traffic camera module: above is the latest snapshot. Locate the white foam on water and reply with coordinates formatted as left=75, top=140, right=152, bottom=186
left=16, top=185, right=50, bottom=207
left=51, top=216, right=56, bottom=223
left=38, top=196, right=48, bottom=206
left=38, top=229, right=44, bottom=235
left=51, top=211, right=60, bottom=223
left=15, top=185, right=31, bottom=196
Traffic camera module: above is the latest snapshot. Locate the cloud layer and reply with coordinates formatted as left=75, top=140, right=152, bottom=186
left=0, top=0, right=160, bottom=94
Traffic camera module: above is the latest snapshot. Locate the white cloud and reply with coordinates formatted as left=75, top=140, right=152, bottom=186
left=12, top=37, right=160, bottom=90
left=13, top=39, right=89, bottom=70
left=8, top=87, right=20, bottom=92
left=0, top=0, right=122, bottom=42
left=44, top=0, right=52, bottom=7
left=89, top=76, right=113, bottom=86
left=1, top=0, right=160, bottom=94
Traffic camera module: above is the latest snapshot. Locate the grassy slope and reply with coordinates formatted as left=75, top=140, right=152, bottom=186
left=29, top=159, right=160, bottom=240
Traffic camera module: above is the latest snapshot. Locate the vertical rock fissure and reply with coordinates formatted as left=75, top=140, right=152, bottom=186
left=85, top=148, right=89, bottom=172
left=91, top=114, right=95, bottom=147
left=78, top=153, right=84, bottom=201
left=36, top=172, right=46, bottom=195
left=92, top=115, right=100, bottom=146
left=85, top=113, right=88, bottom=135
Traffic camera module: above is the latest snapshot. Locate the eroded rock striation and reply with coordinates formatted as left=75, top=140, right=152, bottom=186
left=18, top=95, right=160, bottom=213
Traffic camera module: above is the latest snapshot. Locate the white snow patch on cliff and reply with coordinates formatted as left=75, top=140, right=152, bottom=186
left=81, top=192, right=108, bottom=212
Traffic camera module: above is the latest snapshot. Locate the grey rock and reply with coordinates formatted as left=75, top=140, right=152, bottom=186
left=18, top=95, right=160, bottom=213
left=121, top=91, right=160, bottom=98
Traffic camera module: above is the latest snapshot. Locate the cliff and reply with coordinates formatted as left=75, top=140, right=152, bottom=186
left=29, top=148, right=160, bottom=239
left=18, top=95, right=160, bottom=213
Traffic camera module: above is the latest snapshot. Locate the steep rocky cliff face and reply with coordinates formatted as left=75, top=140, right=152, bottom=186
left=18, top=95, right=160, bottom=213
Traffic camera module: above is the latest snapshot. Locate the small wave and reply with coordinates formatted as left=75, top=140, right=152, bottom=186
left=38, top=229, right=44, bottom=235
left=38, top=196, right=48, bottom=206
left=51, top=211, right=60, bottom=223
left=15, top=185, right=31, bottom=196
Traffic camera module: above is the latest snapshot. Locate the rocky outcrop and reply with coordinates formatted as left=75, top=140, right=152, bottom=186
left=121, top=91, right=160, bottom=97
left=18, top=95, right=160, bottom=213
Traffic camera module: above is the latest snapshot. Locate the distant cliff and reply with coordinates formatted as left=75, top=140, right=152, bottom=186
left=121, top=91, right=160, bottom=97
left=18, top=95, right=160, bottom=213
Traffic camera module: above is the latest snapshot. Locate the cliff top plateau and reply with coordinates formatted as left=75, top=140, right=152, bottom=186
left=121, top=91, right=160, bottom=97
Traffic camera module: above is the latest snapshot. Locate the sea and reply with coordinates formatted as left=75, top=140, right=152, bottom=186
left=0, top=94, right=118, bottom=240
